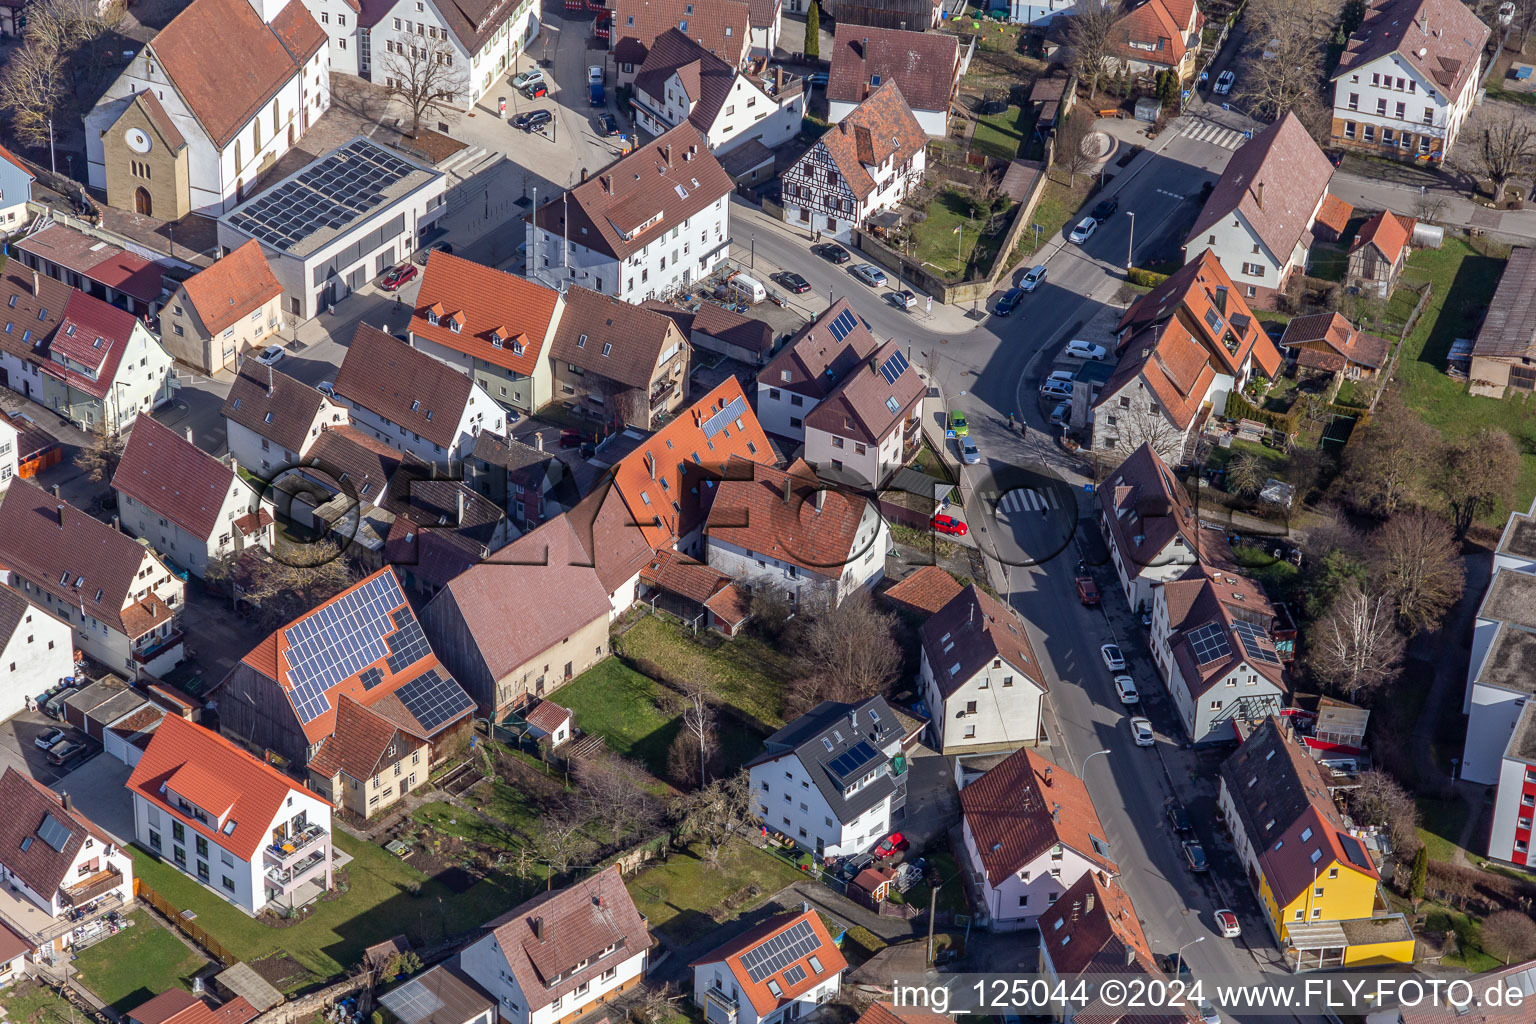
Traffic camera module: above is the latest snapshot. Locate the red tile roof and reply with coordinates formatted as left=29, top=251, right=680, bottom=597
left=523, top=699, right=571, bottom=733
left=827, top=25, right=959, bottom=115
left=40, top=291, right=144, bottom=401
left=808, top=83, right=926, bottom=202
left=1096, top=443, right=1199, bottom=581
left=113, top=415, right=240, bottom=541
left=409, top=252, right=560, bottom=377
left=690, top=911, right=847, bottom=1016
left=0, top=766, right=117, bottom=899
left=130, top=990, right=258, bottom=1024
left=0, top=920, right=30, bottom=964
left=307, top=694, right=422, bottom=782
left=16, top=224, right=164, bottom=305
left=1351, top=210, right=1415, bottom=265
left=706, top=458, right=869, bottom=578
left=1313, top=194, right=1355, bottom=240
left=128, top=715, right=327, bottom=861
left=336, top=324, right=479, bottom=450
left=180, top=240, right=281, bottom=337
left=1334, top=0, right=1490, bottom=99
left=612, top=0, right=752, bottom=68
left=1121, top=251, right=1281, bottom=378
left=0, top=141, right=33, bottom=180
left=856, top=1004, right=952, bottom=1024
left=883, top=566, right=964, bottom=617
left=1278, top=312, right=1390, bottom=370
left=960, top=747, right=1117, bottom=885
left=1038, top=871, right=1154, bottom=976
left=129, top=91, right=188, bottom=153
left=1098, top=319, right=1217, bottom=432
left=1108, top=0, right=1200, bottom=69
left=920, top=585, right=1046, bottom=698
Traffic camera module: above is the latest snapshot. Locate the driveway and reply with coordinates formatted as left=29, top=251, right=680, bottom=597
left=50, top=755, right=136, bottom=845
left=899, top=747, right=959, bottom=854
left=0, top=709, right=88, bottom=786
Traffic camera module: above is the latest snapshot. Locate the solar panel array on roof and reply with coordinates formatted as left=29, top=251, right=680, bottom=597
left=378, top=977, right=446, bottom=1024
left=37, top=813, right=72, bottom=853
left=826, top=740, right=880, bottom=784
left=1232, top=620, right=1280, bottom=664
left=282, top=573, right=408, bottom=723
left=385, top=620, right=432, bottom=674
left=702, top=394, right=748, bottom=439
left=359, top=667, right=384, bottom=691
left=1186, top=621, right=1231, bottom=666
left=782, top=965, right=807, bottom=987
left=878, top=350, right=909, bottom=385
left=825, top=309, right=858, bottom=343
left=394, top=669, right=473, bottom=733
left=228, top=139, right=419, bottom=251
left=739, top=919, right=821, bottom=983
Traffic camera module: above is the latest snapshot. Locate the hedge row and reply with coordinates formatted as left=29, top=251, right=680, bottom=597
left=1224, top=392, right=1299, bottom=434
left=1127, top=267, right=1169, bottom=288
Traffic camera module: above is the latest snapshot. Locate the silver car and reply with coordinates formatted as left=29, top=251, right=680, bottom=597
left=1021, top=265, right=1047, bottom=292
left=850, top=264, right=888, bottom=287
left=961, top=438, right=981, bottom=464
left=1039, top=380, right=1073, bottom=401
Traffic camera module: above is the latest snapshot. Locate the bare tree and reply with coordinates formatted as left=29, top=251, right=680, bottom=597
left=631, top=984, right=683, bottom=1024
left=533, top=801, right=597, bottom=873
left=0, top=44, right=68, bottom=149
left=1069, top=0, right=1119, bottom=101
left=1308, top=580, right=1405, bottom=699
left=1475, top=111, right=1536, bottom=206
left=574, top=752, right=660, bottom=843
left=1437, top=427, right=1520, bottom=540
left=666, top=674, right=716, bottom=788
left=1345, top=770, right=1422, bottom=858
left=1226, top=453, right=1265, bottom=498
left=802, top=592, right=902, bottom=702
left=378, top=34, right=469, bottom=137
left=1108, top=402, right=1186, bottom=464
left=214, top=542, right=361, bottom=631
left=74, top=430, right=126, bottom=484
left=1339, top=394, right=1437, bottom=518
left=1483, top=911, right=1536, bottom=965
left=1054, top=113, right=1095, bottom=188
left=671, top=771, right=754, bottom=865
left=1374, top=510, right=1465, bottom=634
left=1412, top=191, right=1449, bottom=224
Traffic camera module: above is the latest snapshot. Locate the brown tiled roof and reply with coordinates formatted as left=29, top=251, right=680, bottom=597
left=1313, top=194, right=1355, bottom=239
left=1475, top=246, right=1536, bottom=360
left=1334, top=0, right=1490, bottom=99
left=803, top=337, right=924, bottom=444
left=760, top=298, right=882, bottom=400
left=307, top=694, right=421, bottom=782
left=112, top=415, right=239, bottom=541
left=703, top=583, right=750, bottom=626
left=426, top=0, right=527, bottom=59
left=1096, top=443, right=1198, bottom=582
left=1278, top=312, right=1390, bottom=370
left=640, top=548, right=735, bottom=604
left=1118, top=250, right=1281, bottom=378
left=130, top=989, right=258, bottom=1024
left=523, top=699, right=571, bottom=733
left=919, top=585, right=1046, bottom=698
left=0, top=478, right=169, bottom=638
left=149, top=0, right=326, bottom=149
left=1187, top=114, right=1334, bottom=270
left=483, top=864, right=652, bottom=1011
left=1096, top=319, right=1217, bottom=432
left=128, top=87, right=187, bottom=153
left=960, top=747, right=1118, bottom=886
left=690, top=911, right=847, bottom=1017
left=882, top=565, right=964, bottom=617
left=550, top=287, right=683, bottom=390
left=1039, top=871, right=1155, bottom=976
left=1167, top=566, right=1286, bottom=697
left=1108, top=0, right=1198, bottom=68
left=0, top=261, right=71, bottom=365
left=706, top=458, right=869, bottom=578
left=180, top=240, right=281, bottom=337
left=410, top=252, right=561, bottom=377
left=827, top=25, right=958, bottom=115
left=633, top=29, right=736, bottom=131
left=642, top=300, right=775, bottom=356
left=564, top=481, right=658, bottom=594
left=304, top=425, right=405, bottom=505
left=531, top=123, right=732, bottom=262
left=221, top=362, right=333, bottom=456
left=807, top=83, right=926, bottom=202
left=16, top=224, right=164, bottom=305
left=336, top=324, right=477, bottom=450
left=1351, top=209, right=1415, bottom=264
left=0, top=766, right=115, bottom=899
left=612, top=0, right=752, bottom=67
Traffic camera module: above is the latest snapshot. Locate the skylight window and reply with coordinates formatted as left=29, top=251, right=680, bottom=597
left=65, top=325, right=76, bottom=336
left=602, top=343, right=613, bottom=356
left=766, top=981, right=782, bottom=998
left=578, top=334, right=588, bottom=348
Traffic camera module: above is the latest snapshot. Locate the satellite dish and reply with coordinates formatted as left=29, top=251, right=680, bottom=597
left=1417, top=47, right=1428, bottom=57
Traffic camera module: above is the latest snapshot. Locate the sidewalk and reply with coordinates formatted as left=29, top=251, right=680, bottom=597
left=1330, top=168, right=1536, bottom=244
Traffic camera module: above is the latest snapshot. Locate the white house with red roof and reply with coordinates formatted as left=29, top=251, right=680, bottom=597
left=37, top=290, right=175, bottom=435
left=957, top=747, right=1117, bottom=929
left=0, top=415, right=17, bottom=493
left=755, top=298, right=881, bottom=442
left=1096, top=443, right=1200, bottom=613
left=162, top=239, right=284, bottom=375
left=113, top=416, right=275, bottom=578
left=129, top=715, right=335, bottom=914
left=690, top=909, right=846, bottom=1024
left=0, top=144, right=34, bottom=234
left=1106, top=0, right=1203, bottom=81
left=460, top=864, right=651, bottom=1024
left=918, top=585, right=1047, bottom=753
left=803, top=337, right=924, bottom=489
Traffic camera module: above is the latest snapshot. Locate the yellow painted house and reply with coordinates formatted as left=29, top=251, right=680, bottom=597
left=1219, top=717, right=1415, bottom=971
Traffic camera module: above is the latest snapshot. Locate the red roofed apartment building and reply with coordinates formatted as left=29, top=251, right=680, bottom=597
left=129, top=715, right=335, bottom=915
left=461, top=864, right=652, bottom=1024
left=825, top=25, right=961, bottom=137
left=690, top=910, right=847, bottom=1024
left=1095, top=442, right=1200, bottom=613
left=918, top=585, right=1047, bottom=753
left=82, top=0, right=331, bottom=218
left=161, top=240, right=284, bottom=374
left=1329, top=0, right=1490, bottom=162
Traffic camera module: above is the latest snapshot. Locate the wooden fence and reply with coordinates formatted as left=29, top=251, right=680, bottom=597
left=133, top=878, right=239, bottom=966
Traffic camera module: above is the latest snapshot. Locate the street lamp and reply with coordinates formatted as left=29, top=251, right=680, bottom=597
left=1173, top=935, right=1206, bottom=972
left=751, top=232, right=755, bottom=270
left=1082, top=748, right=1111, bottom=774
left=1125, top=211, right=1135, bottom=272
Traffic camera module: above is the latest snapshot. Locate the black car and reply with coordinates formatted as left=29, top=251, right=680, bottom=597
left=1091, top=197, right=1120, bottom=222
left=995, top=287, right=1025, bottom=316
left=780, top=272, right=811, bottom=293
left=1166, top=803, right=1193, bottom=834
left=815, top=243, right=851, bottom=264
left=596, top=112, right=619, bottom=136
left=515, top=109, right=553, bottom=132
left=1182, top=840, right=1209, bottom=873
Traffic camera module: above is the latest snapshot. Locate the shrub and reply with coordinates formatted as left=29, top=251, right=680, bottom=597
left=1127, top=267, right=1169, bottom=288
left=1224, top=392, right=1299, bottom=434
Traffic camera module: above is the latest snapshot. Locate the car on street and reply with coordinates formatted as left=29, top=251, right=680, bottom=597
left=960, top=438, right=980, bottom=464
left=779, top=271, right=811, bottom=293
left=523, top=82, right=549, bottom=99
left=511, top=69, right=545, bottom=90
left=35, top=727, right=65, bottom=751
left=891, top=289, right=918, bottom=310
left=47, top=740, right=87, bottom=766
left=850, top=263, right=887, bottom=287
left=1215, top=69, right=1235, bottom=95
left=931, top=514, right=967, bottom=537
left=1064, top=339, right=1108, bottom=360
left=1129, top=716, right=1155, bottom=746
left=254, top=344, right=285, bottom=367
left=515, top=109, right=553, bottom=132
left=948, top=410, right=969, bottom=437
left=587, top=65, right=604, bottom=84
left=1021, top=264, right=1047, bottom=292
left=1039, top=380, right=1073, bottom=400
left=1101, top=643, right=1126, bottom=670
left=1049, top=402, right=1070, bottom=425
left=873, top=832, right=909, bottom=859
left=1091, top=197, right=1119, bottom=222
left=1214, top=909, right=1241, bottom=938
left=1183, top=840, right=1209, bottom=872
left=1113, top=675, right=1138, bottom=704
left=422, top=240, right=454, bottom=263
left=995, top=287, right=1025, bottom=316
left=815, top=243, right=851, bottom=264
left=1075, top=577, right=1099, bottom=606
left=595, top=112, right=619, bottom=135
left=380, top=263, right=418, bottom=290
left=1068, top=217, right=1097, bottom=244
left=1198, top=1001, right=1220, bottom=1024
left=1167, top=803, right=1193, bottom=833
left=317, top=380, right=335, bottom=398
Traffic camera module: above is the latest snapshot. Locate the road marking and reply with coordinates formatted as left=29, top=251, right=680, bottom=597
left=996, top=487, right=1061, bottom=513
left=1179, top=119, right=1244, bottom=150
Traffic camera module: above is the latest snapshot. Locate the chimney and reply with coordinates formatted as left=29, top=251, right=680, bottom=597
left=1213, top=285, right=1228, bottom=314
left=1043, top=766, right=1054, bottom=786
left=592, top=894, right=604, bottom=908
left=581, top=167, right=589, bottom=183
left=51, top=484, right=60, bottom=498
left=61, top=792, right=72, bottom=812
left=535, top=433, right=545, bottom=452
left=814, top=488, right=826, bottom=513
left=1253, top=182, right=1264, bottom=209
left=1051, top=802, right=1061, bottom=822
left=266, top=364, right=275, bottom=396
left=661, top=144, right=672, bottom=166
left=30, top=270, right=39, bottom=296
left=55, top=503, right=64, bottom=524
left=530, top=916, right=543, bottom=940
left=646, top=451, right=656, bottom=479
left=860, top=36, right=868, bottom=54
left=112, top=515, right=120, bottom=532
left=783, top=474, right=792, bottom=505
left=1085, top=892, right=1095, bottom=912
left=184, top=426, right=194, bottom=443
left=775, top=66, right=783, bottom=92
left=457, top=489, right=466, bottom=526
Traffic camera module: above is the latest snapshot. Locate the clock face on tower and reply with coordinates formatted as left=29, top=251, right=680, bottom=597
left=125, top=128, right=151, bottom=154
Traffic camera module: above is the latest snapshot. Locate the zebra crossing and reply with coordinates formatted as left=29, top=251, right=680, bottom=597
left=1178, top=118, right=1248, bottom=151
left=980, top=487, right=1064, bottom=518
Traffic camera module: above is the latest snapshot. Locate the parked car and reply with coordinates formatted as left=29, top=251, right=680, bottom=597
left=815, top=243, right=851, bottom=264
left=1039, top=380, right=1073, bottom=400
left=1091, top=197, right=1119, bottom=222
left=515, top=109, right=553, bottom=132
left=254, top=344, right=285, bottom=367
left=850, top=263, right=887, bottom=287
left=1045, top=369, right=1075, bottom=386
left=1049, top=402, right=1070, bottom=426
left=47, top=740, right=87, bottom=766
left=1113, top=675, right=1139, bottom=704
left=1075, top=576, right=1099, bottom=606
left=1101, top=643, right=1126, bottom=670
left=1068, top=217, right=1097, bottom=244
left=873, top=832, right=909, bottom=859
left=422, top=240, right=454, bottom=262
left=317, top=380, right=335, bottom=398
left=892, top=289, right=918, bottom=310
left=931, top=514, right=967, bottom=537
left=995, top=287, right=1025, bottom=316
left=559, top=429, right=588, bottom=449
left=596, top=112, right=619, bottom=136
left=511, top=69, right=545, bottom=90
left=960, top=438, right=980, bottom=464
left=523, top=82, right=549, bottom=99
left=1129, top=716, right=1155, bottom=746
left=1021, top=264, right=1047, bottom=292
left=1214, top=909, right=1241, bottom=938
left=1214, top=69, right=1235, bottom=95
left=779, top=271, right=811, bottom=293
left=1064, top=339, right=1108, bottom=360
left=587, top=64, right=604, bottom=83
left=1167, top=803, right=1193, bottom=833
left=34, top=727, right=66, bottom=751
left=380, top=263, right=418, bottom=290
left=1183, top=840, right=1209, bottom=872
left=948, top=410, right=969, bottom=437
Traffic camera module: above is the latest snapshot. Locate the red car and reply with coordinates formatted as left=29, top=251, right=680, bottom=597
left=931, top=514, right=967, bottom=537
left=524, top=82, right=549, bottom=98
left=381, top=264, right=418, bottom=290
left=873, top=832, right=908, bottom=859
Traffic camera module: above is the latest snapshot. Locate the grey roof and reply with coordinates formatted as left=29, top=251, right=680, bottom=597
left=63, top=678, right=129, bottom=715
left=750, top=697, right=904, bottom=825
left=1509, top=701, right=1536, bottom=763
left=378, top=962, right=493, bottom=1024
left=1473, top=247, right=1536, bottom=361
left=88, top=690, right=154, bottom=726
left=1498, top=501, right=1536, bottom=560
left=1480, top=568, right=1536, bottom=630
left=471, top=432, right=555, bottom=473
left=1475, top=623, right=1536, bottom=695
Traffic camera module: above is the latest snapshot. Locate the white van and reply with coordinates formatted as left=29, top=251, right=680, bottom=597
left=730, top=274, right=766, bottom=304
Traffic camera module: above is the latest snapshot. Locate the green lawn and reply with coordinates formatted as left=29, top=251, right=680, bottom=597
left=626, top=841, right=807, bottom=943
left=1394, top=238, right=1536, bottom=516
left=971, top=105, right=1034, bottom=162
left=130, top=830, right=525, bottom=981
left=1014, top=177, right=1092, bottom=260
left=0, top=980, right=78, bottom=1024
left=910, top=189, right=1009, bottom=277
left=412, top=800, right=522, bottom=848
left=1416, top=794, right=1472, bottom=864
left=1231, top=545, right=1302, bottom=602
left=71, top=912, right=207, bottom=1014
left=1424, top=909, right=1503, bottom=972
left=619, top=615, right=795, bottom=728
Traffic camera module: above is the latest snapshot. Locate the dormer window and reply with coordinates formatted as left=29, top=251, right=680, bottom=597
left=492, top=336, right=504, bottom=348
left=411, top=400, right=421, bottom=412
left=428, top=311, right=440, bottom=325
left=449, top=318, right=462, bottom=334
left=512, top=342, right=524, bottom=356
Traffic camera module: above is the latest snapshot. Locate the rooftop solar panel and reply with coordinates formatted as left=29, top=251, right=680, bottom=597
left=826, top=740, right=880, bottom=783
left=878, top=350, right=909, bottom=385
left=37, top=813, right=73, bottom=852
left=395, top=669, right=474, bottom=733
left=740, top=920, right=821, bottom=983
left=782, top=965, right=806, bottom=986
left=1186, top=621, right=1231, bottom=666
left=1232, top=620, right=1280, bottom=665
left=702, top=395, right=748, bottom=440
left=232, top=139, right=420, bottom=249
left=282, top=573, right=410, bottom=723
left=826, top=309, right=858, bottom=343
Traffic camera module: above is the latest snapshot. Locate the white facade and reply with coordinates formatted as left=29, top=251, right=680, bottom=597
left=1167, top=657, right=1285, bottom=745
left=753, top=383, right=819, bottom=440
left=225, top=396, right=347, bottom=475
left=527, top=195, right=731, bottom=305
left=803, top=414, right=912, bottom=489
left=1333, top=51, right=1482, bottom=159
left=706, top=506, right=887, bottom=606
left=1104, top=525, right=1196, bottom=615
left=84, top=18, right=331, bottom=217
left=1463, top=673, right=1527, bottom=786
left=781, top=143, right=925, bottom=244
left=1488, top=755, right=1535, bottom=864
left=461, top=930, right=647, bottom=1024
left=1090, top=367, right=1227, bottom=462
left=919, top=649, right=1043, bottom=753
left=749, top=753, right=893, bottom=858
left=0, top=596, right=74, bottom=720
left=0, top=831, right=133, bottom=920
left=45, top=320, right=176, bottom=436
left=0, top=153, right=33, bottom=235
left=691, top=960, right=840, bottom=1024
left=303, top=0, right=363, bottom=74
left=339, top=381, right=505, bottom=464
left=371, top=0, right=541, bottom=106
left=958, top=813, right=1102, bottom=927
left=1008, top=0, right=1073, bottom=25
left=748, top=0, right=780, bottom=56
left=1186, top=206, right=1318, bottom=303
left=116, top=475, right=273, bottom=578
left=634, top=72, right=803, bottom=155
left=0, top=418, right=16, bottom=492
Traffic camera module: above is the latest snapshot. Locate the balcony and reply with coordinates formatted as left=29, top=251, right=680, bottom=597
left=61, top=867, right=124, bottom=907
left=704, top=986, right=739, bottom=1020
left=264, top=823, right=329, bottom=869
left=133, top=629, right=184, bottom=664
left=649, top=379, right=680, bottom=410
left=264, top=849, right=327, bottom=894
